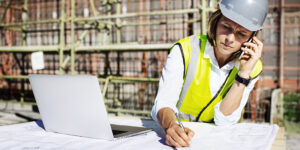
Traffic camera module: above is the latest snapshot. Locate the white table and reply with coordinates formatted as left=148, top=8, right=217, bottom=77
left=0, top=117, right=279, bottom=150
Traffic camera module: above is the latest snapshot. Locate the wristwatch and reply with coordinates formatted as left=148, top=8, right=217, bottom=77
left=235, top=74, right=250, bottom=86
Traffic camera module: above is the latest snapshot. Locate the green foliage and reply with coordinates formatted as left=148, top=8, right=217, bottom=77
left=284, top=93, right=300, bottom=122
left=284, top=121, right=300, bottom=135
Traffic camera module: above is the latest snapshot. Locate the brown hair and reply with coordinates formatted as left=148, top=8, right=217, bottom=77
left=207, top=9, right=222, bottom=47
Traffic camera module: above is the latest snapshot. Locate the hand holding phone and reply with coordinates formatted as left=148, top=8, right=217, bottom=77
left=239, top=31, right=257, bottom=60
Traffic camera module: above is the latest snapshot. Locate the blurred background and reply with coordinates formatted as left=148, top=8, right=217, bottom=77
left=0, top=0, right=299, bottom=148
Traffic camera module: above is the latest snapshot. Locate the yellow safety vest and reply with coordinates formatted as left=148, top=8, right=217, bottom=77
left=174, top=34, right=262, bottom=122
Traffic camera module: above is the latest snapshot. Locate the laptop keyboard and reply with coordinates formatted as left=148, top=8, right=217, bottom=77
left=112, top=130, right=127, bottom=135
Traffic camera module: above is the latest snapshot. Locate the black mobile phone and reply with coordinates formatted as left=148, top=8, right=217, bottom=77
left=238, top=31, right=257, bottom=59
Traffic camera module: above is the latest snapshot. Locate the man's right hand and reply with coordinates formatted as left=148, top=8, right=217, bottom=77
left=165, top=122, right=194, bottom=148
left=157, top=108, right=194, bottom=148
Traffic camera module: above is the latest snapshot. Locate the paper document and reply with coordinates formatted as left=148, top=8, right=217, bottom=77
left=0, top=118, right=278, bottom=150
left=180, top=122, right=279, bottom=150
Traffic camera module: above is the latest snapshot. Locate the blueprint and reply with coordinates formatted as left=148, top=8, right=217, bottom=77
left=181, top=122, right=279, bottom=150
left=0, top=118, right=278, bottom=150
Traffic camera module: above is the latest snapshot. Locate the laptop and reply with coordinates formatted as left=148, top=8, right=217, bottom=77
left=29, top=74, right=152, bottom=140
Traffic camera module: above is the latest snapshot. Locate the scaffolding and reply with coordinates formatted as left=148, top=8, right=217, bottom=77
left=0, top=0, right=218, bottom=117
left=0, top=0, right=299, bottom=121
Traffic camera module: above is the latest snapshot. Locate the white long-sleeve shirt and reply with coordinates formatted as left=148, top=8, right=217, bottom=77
left=151, top=41, right=259, bottom=126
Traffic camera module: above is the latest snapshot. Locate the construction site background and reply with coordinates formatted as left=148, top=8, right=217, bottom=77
left=0, top=0, right=299, bottom=126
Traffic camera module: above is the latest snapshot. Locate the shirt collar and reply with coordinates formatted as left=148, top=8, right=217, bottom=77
left=203, top=41, right=239, bottom=71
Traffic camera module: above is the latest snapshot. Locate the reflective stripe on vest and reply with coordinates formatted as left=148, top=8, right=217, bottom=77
left=176, top=35, right=201, bottom=110
left=175, top=34, right=262, bottom=122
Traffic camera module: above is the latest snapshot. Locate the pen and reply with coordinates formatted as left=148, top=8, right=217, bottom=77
left=175, top=113, right=185, bottom=131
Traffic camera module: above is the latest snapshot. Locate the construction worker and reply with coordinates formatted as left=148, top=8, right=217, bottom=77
left=151, top=0, right=269, bottom=148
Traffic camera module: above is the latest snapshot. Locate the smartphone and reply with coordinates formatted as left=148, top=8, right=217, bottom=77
left=238, top=31, right=257, bottom=60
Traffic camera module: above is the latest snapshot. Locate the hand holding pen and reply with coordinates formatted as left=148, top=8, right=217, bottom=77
left=157, top=108, right=194, bottom=148
left=164, top=112, right=194, bottom=148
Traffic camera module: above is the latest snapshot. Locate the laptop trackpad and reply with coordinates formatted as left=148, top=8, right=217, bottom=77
left=111, top=124, right=152, bottom=138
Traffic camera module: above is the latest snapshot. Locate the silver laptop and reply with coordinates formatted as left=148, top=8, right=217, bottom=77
left=29, top=74, right=152, bottom=140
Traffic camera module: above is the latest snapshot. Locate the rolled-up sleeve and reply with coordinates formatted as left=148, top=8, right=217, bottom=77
left=214, top=76, right=260, bottom=126
left=151, top=45, right=184, bottom=122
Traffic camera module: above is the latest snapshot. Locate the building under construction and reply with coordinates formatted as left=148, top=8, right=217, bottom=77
left=0, top=0, right=299, bottom=122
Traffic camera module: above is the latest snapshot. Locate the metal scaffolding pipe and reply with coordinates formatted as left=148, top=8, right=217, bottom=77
left=22, top=0, right=28, bottom=46
left=107, top=108, right=150, bottom=115
left=70, top=0, right=76, bottom=74
left=74, top=30, right=89, bottom=48
left=100, top=76, right=160, bottom=83
left=280, top=0, right=285, bottom=89
left=0, top=19, right=59, bottom=27
left=0, top=75, right=159, bottom=82
left=75, top=44, right=172, bottom=52
left=201, top=0, right=207, bottom=34
left=5, top=27, right=22, bottom=32
left=123, top=19, right=200, bottom=27
left=0, top=46, right=59, bottom=52
left=116, top=1, right=121, bottom=44
left=0, top=75, right=28, bottom=79
left=74, top=8, right=200, bottom=21
left=0, top=100, right=36, bottom=105
left=0, top=44, right=173, bottom=52
left=59, top=0, right=66, bottom=74
left=20, top=0, right=29, bottom=105
left=89, top=0, right=98, bottom=16
left=0, top=17, right=200, bottom=29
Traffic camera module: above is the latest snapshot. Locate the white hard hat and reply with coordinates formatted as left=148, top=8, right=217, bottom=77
left=219, top=0, right=269, bottom=31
